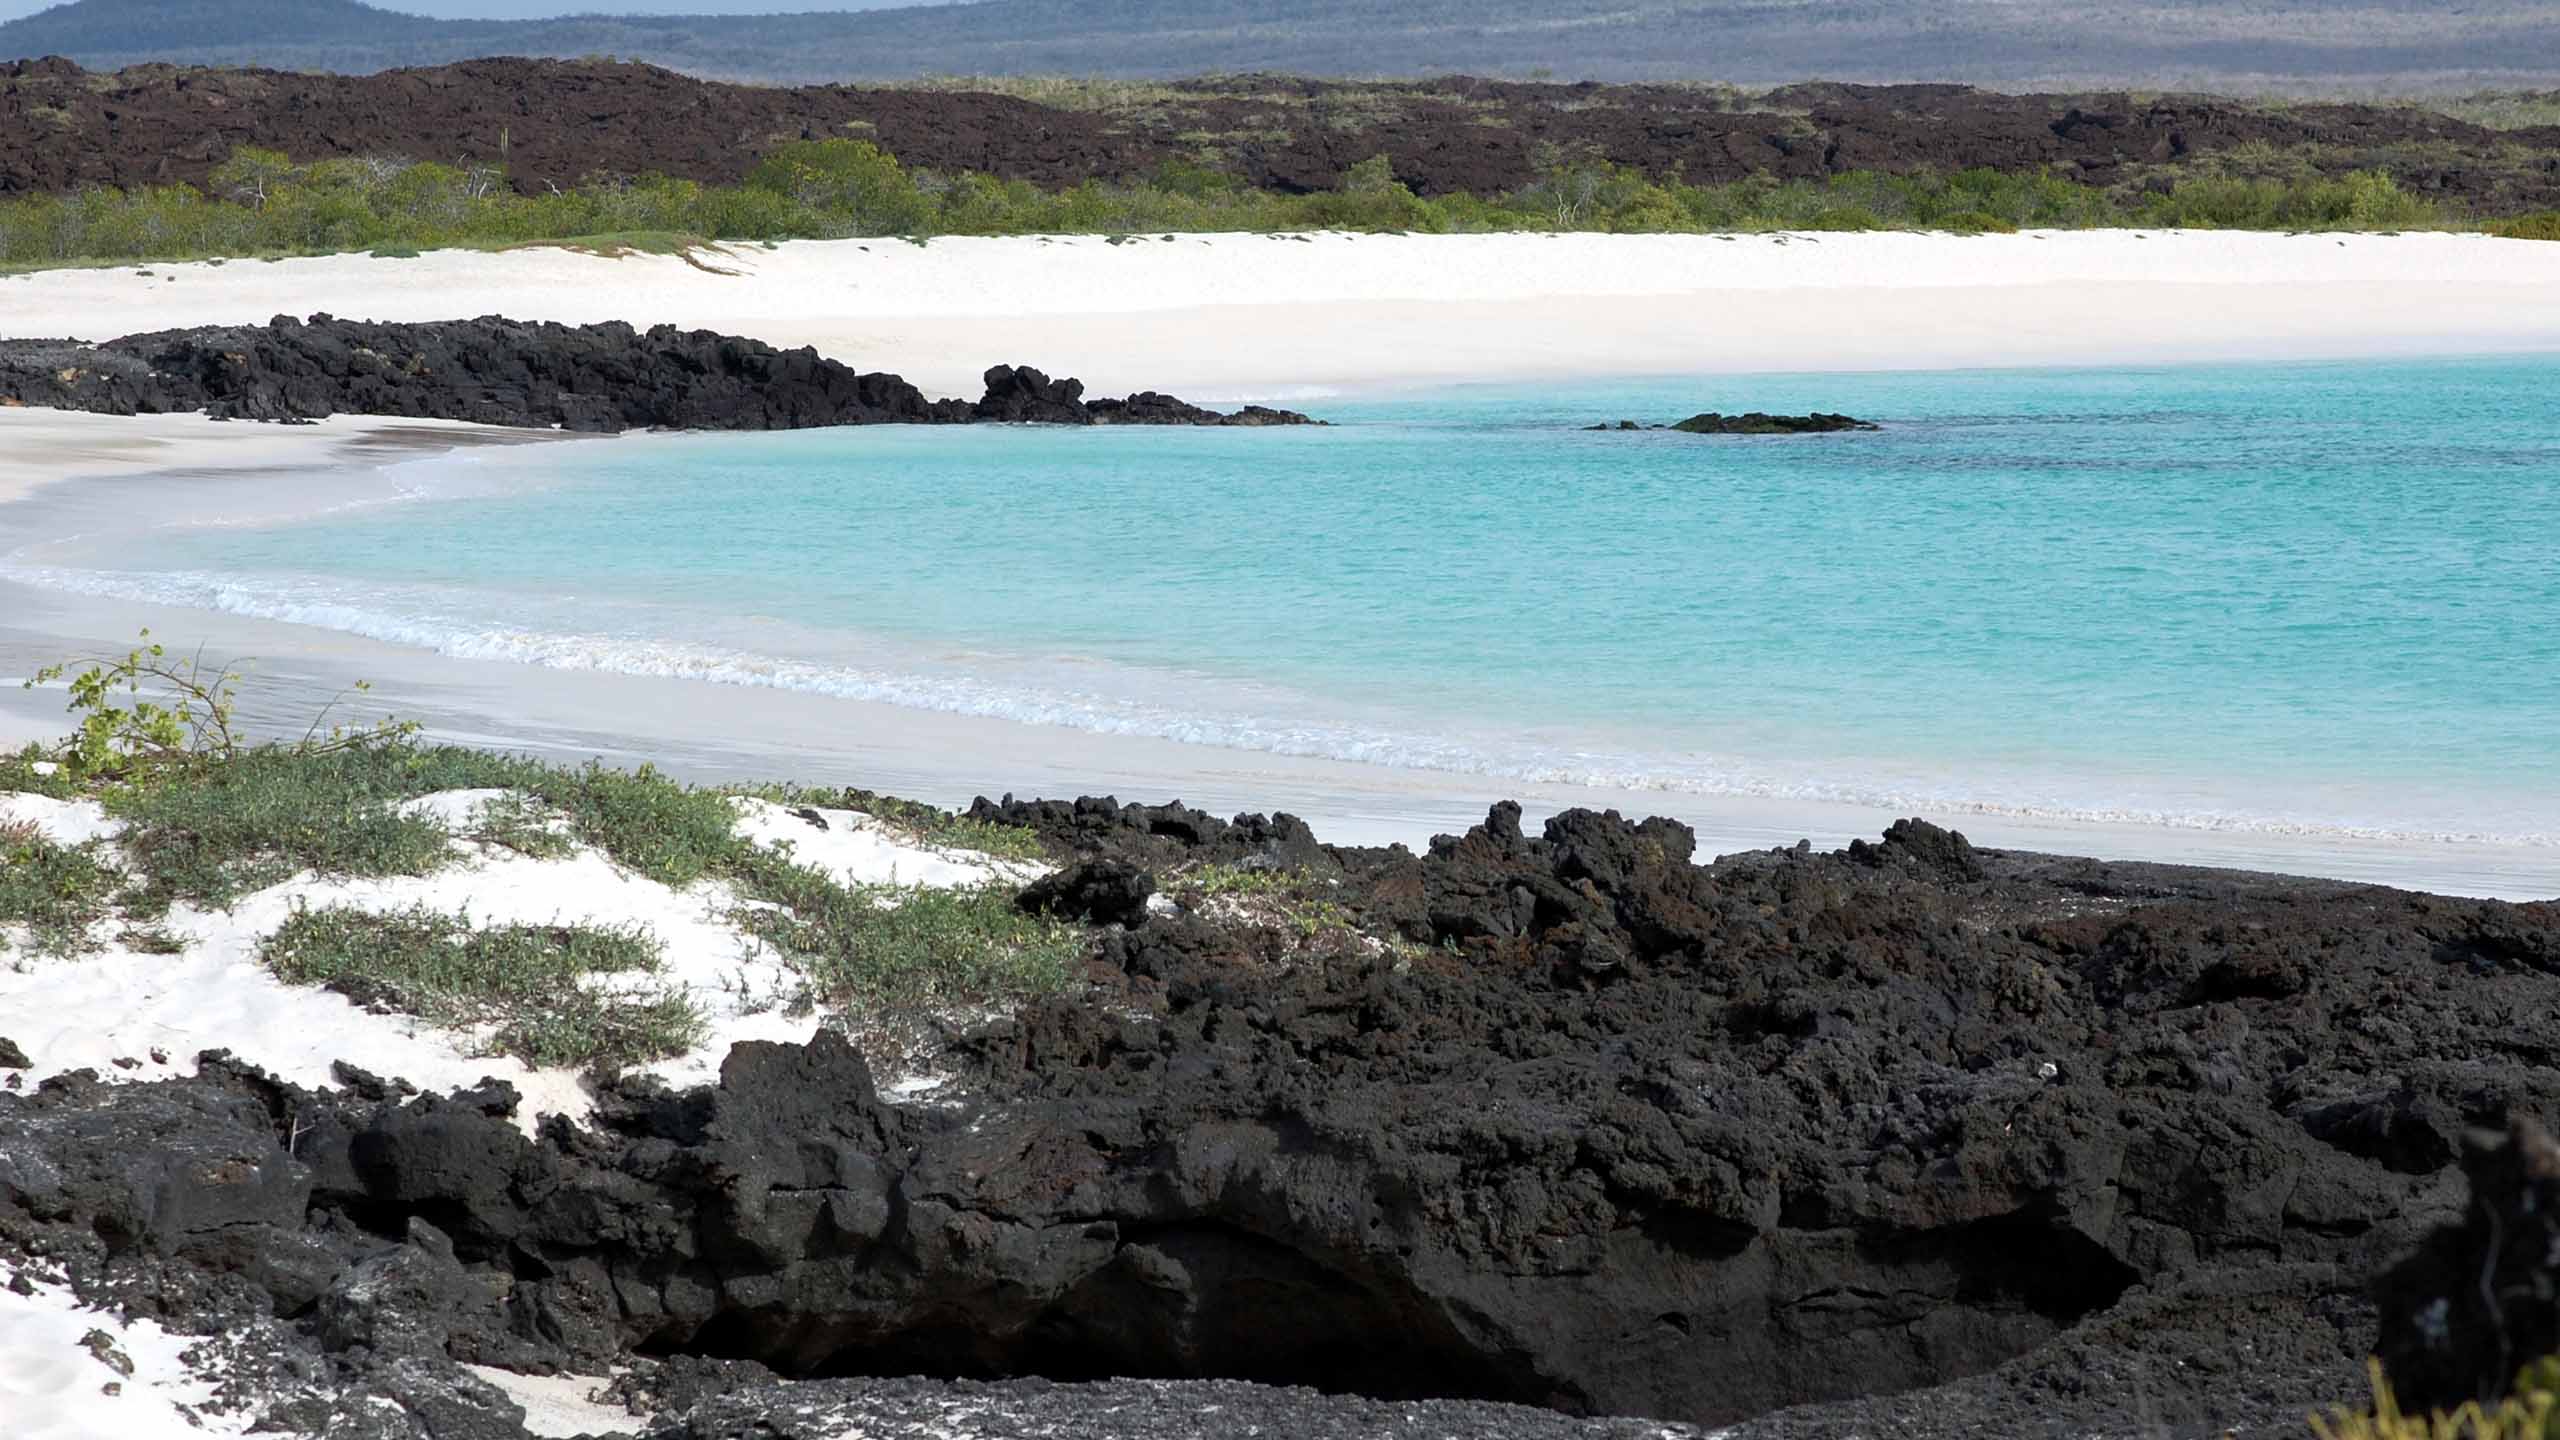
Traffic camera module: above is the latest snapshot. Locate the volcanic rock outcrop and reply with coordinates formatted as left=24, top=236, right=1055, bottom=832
left=1587, top=412, right=1880, bottom=434
left=4, top=805, right=2557, bottom=1439
left=2375, top=1117, right=2560, bottom=1411
left=0, top=315, right=1319, bottom=431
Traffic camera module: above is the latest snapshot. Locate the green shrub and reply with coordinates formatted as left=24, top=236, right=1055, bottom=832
left=0, top=822, right=119, bottom=956
left=107, top=746, right=454, bottom=911
left=734, top=854, right=1082, bottom=1012
left=745, top=138, right=933, bottom=237
left=2145, top=174, right=2285, bottom=229
left=1938, top=209, right=2020, bottom=234
left=2490, top=212, right=2560, bottom=240
left=1802, top=205, right=1884, bottom=231
left=261, top=905, right=700, bottom=1071
left=0, top=138, right=2504, bottom=273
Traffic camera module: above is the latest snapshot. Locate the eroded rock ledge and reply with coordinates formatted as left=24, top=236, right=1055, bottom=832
left=3, top=805, right=2556, bottom=1439
left=0, top=314, right=1320, bottom=431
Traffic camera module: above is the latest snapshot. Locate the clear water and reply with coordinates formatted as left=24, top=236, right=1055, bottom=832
left=19, top=355, right=2560, bottom=845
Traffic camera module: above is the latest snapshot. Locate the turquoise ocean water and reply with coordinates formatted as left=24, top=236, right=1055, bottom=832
left=14, top=356, right=2558, bottom=845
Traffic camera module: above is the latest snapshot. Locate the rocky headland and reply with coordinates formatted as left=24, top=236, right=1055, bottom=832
left=4, top=799, right=2556, bottom=1439
left=0, top=314, right=1320, bottom=431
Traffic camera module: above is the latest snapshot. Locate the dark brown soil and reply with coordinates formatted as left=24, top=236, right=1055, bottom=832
left=6, top=55, right=2560, bottom=214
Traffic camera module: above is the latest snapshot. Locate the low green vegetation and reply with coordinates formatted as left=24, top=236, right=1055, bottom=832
left=108, top=746, right=454, bottom=912
left=0, top=820, right=118, bottom=957
left=261, top=905, right=701, bottom=1071
left=2490, top=212, right=2560, bottom=240
left=0, top=136, right=2520, bottom=273
left=3, top=634, right=1071, bottom=1060
left=735, top=861, right=1085, bottom=1012
left=1170, top=861, right=1367, bottom=941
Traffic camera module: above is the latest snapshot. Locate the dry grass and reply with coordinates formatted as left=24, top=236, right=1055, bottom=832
left=2311, top=1359, right=2557, bottom=1440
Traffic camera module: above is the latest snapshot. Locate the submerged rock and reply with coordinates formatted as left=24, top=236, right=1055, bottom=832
left=1585, top=412, right=1879, bottom=434
left=1672, top=411, right=1878, bottom=433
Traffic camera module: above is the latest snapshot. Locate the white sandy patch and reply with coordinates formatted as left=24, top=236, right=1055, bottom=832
left=731, top=797, right=1041, bottom=889
left=0, top=1270, right=278, bottom=1439
left=392, top=787, right=521, bottom=828
left=0, top=789, right=1046, bottom=1127
left=5, top=231, right=2556, bottom=401
left=0, top=410, right=540, bottom=507
left=0, top=792, right=118, bottom=846
left=459, top=1365, right=637, bottom=1437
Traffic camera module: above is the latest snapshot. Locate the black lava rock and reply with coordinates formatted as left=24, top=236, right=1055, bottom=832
left=0, top=318, right=1319, bottom=432
left=1016, top=858, right=1157, bottom=927
left=2377, top=1118, right=2560, bottom=1411
left=5, top=807, right=2557, bottom=1438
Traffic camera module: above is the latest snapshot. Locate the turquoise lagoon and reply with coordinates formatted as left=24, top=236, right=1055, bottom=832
left=18, top=355, right=2558, bottom=846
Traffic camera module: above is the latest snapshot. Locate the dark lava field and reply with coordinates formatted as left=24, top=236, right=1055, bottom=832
left=7, top=56, right=2560, bottom=214
left=6, top=798, right=2558, bottom=1438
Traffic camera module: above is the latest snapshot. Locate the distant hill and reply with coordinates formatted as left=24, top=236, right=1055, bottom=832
left=5, top=0, right=2560, bottom=89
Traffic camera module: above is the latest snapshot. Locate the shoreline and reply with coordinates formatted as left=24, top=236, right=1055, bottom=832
left=0, top=409, right=575, bottom=506
left=1, top=436, right=2552, bottom=901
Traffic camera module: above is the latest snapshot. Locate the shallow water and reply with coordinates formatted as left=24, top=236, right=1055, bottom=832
left=16, top=355, right=2558, bottom=846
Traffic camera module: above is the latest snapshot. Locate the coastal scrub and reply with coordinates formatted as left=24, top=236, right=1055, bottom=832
left=0, top=137, right=2485, bottom=273
left=260, top=904, right=702, bottom=1071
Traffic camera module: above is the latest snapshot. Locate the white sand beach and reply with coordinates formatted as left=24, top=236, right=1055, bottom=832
left=6, top=228, right=2560, bottom=400
left=4, top=229, right=2559, bottom=899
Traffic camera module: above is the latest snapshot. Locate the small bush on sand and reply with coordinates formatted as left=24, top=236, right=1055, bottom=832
left=0, top=821, right=119, bottom=956
left=1938, top=209, right=2020, bottom=234
left=458, top=791, right=576, bottom=860
left=0, top=744, right=79, bottom=799
left=734, top=854, right=1082, bottom=1012
left=2490, top=212, right=2560, bottom=240
left=261, top=904, right=701, bottom=1071
left=108, top=746, right=453, bottom=911
left=25, top=631, right=409, bottom=784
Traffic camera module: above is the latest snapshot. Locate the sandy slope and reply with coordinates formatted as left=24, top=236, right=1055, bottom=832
left=0, top=788, right=1043, bottom=1129
left=7, top=229, right=2560, bottom=400
left=0, top=1270, right=258, bottom=1440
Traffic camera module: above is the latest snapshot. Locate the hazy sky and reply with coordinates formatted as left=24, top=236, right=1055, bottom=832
left=0, top=0, right=924, bottom=17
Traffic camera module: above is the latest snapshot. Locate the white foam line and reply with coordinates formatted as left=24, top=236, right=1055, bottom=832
left=4, top=560, right=2549, bottom=851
